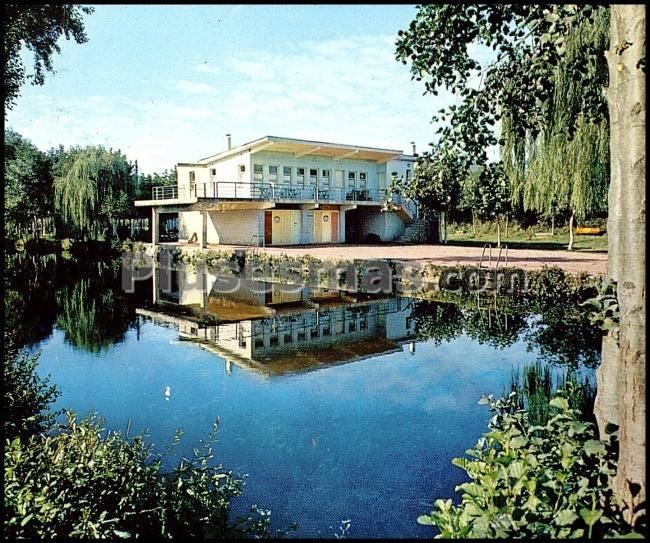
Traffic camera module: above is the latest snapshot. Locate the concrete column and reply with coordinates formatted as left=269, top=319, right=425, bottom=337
left=200, top=210, right=207, bottom=249
left=151, top=207, right=159, bottom=245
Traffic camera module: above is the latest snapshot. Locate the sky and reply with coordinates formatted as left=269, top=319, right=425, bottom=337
left=7, top=5, right=466, bottom=174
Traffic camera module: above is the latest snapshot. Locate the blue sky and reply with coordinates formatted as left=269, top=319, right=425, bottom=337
left=7, top=5, right=463, bottom=173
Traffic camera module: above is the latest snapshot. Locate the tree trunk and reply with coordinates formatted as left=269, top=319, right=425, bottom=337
left=505, top=214, right=509, bottom=239
left=472, top=210, right=477, bottom=235
left=567, top=212, right=575, bottom=251
left=496, top=217, right=501, bottom=248
left=551, top=215, right=555, bottom=236
left=602, top=4, right=646, bottom=527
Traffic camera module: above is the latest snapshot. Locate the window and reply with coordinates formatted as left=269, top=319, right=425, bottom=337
left=347, top=171, right=356, bottom=187
left=210, top=168, right=216, bottom=176
left=270, top=335, right=279, bottom=347
left=311, top=327, right=319, bottom=339
left=239, top=164, right=246, bottom=172
left=321, top=169, right=330, bottom=187
left=255, top=337, right=264, bottom=349
left=189, top=171, right=196, bottom=183
left=283, top=166, right=292, bottom=183
left=253, top=164, right=263, bottom=182
left=349, top=320, right=357, bottom=332
left=334, top=170, right=344, bottom=188
left=268, top=165, right=278, bottom=182
left=309, top=168, right=318, bottom=186
left=359, top=172, right=367, bottom=189
left=406, top=169, right=412, bottom=180
left=284, top=333, right=293, bottom=344
left=359, top=317, right=367, bottom=331
left=297, top=167, right=305, bottom=186
left=297, top=328, right=306, bottom=341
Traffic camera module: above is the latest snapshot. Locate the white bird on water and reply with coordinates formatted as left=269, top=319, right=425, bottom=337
left=164, top=386, right=171, bottom=400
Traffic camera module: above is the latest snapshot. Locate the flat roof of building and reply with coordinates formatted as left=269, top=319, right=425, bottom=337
left=196, top=135, right=415, bottom=165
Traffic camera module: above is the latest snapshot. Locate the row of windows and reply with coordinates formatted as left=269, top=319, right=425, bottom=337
left=253, top=317, right=369, bottom=349
left=253, top=164, right=368, bottom=188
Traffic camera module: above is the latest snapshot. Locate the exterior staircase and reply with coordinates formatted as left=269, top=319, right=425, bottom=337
left=396, top=216, right=431, bottom=243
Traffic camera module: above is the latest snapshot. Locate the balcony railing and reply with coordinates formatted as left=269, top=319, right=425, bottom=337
left=151, top=181, right=418, bottom=220
left=151, top=186, right=196, bottom=200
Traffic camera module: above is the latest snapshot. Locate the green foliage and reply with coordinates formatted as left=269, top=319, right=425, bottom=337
left=579, top=278, right=620, bottom=341
left=54, top=146, right=132, bottom=237
left=418, top=387, right=639, bottom=538
left=4, top=130, right=54, bottom=238
left=395, top=146, right=464, bottom=219
left=3, top=5, right=94, bottom=111
left=55, top=277, right=137, bottom=353
left=395, top=5, right=609, bottom=226
left=526, top=266, right=573, bottom=305
left=474, top=163, right=511, bottom=221
left=3, top=332, right=59, bottom=441
left=4, top=413, right=276, bottom=539
left=509, top=361, right=595, bottom=426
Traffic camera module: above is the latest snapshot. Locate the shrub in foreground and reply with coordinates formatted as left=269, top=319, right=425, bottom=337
left=417, top=386, right=642, bottom=538
left=4, top=413, right=275, bottom=539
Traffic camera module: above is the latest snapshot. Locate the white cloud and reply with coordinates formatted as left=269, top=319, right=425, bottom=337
left=175, top=80, right=218, bottom=95
left=7, top=32, right=461, bottom=173
left=193, top=63, right=221, bottom=75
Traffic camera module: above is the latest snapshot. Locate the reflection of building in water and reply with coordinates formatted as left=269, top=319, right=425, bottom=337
left=138, top=267, right=417, bottom=376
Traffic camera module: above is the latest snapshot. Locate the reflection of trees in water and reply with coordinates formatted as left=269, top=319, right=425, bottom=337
left=4, top=252, right=139, bottom=353
left=412, top=296, right=602, bottom=368
left=462, top=307, right=528, bottom=350
left=524, top=306, right=602, bottom=369
left=55, top=278, right=137, bottom=352
left=412, top=300, right=465, bottom=345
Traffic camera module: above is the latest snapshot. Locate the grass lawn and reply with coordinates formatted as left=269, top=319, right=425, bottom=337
left=446, top=222, right=608, bottom=252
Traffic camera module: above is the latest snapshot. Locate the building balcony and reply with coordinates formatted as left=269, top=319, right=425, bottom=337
left=143, top=181, right=418, bottom=222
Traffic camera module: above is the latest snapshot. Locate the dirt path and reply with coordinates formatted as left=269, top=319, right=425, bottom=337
left=211, top=243, right=608, bottom=276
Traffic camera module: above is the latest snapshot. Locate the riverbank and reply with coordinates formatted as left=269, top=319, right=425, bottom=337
left=148, top=242, right=608, bottom=277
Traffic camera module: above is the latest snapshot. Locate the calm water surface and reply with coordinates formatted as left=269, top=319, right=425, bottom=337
left=8, top=254, right=600, bottom=538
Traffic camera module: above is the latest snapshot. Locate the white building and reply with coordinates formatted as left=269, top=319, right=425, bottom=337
left=135, top=135, right=419, bottom=246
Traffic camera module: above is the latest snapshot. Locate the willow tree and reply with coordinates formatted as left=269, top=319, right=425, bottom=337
left=397, top=3, right=645, bottom=527
left=504, top=8, right=610, bottom=250
left=54, top=146, right=131, bottom=240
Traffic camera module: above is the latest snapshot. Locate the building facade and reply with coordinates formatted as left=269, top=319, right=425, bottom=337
left=135, top=135, right=419, bottom=246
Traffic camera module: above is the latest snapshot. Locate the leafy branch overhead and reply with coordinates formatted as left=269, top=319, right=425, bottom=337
left=3, top=4, right=94, bottom=111
left=395, top=4, right=610, bottom=225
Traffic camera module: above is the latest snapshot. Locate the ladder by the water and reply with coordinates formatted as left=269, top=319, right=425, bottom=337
left=246, top=234, right=264, bottom=258
left=478, top=243, right=508, bottom=270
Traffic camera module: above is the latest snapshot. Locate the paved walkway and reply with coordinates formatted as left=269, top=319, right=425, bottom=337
left=198, top=243, right=608, bottom=276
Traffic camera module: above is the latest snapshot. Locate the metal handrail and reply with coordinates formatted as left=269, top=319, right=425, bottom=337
left=495, top=244, right=509, bottom=270
left=478, top=243, right=492, bottom=269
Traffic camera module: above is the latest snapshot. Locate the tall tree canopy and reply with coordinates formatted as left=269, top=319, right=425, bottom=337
left=396, top=5, right=610, bottom=247
left=4, top=129, right=54, bottom=238
left=3, top=4, right=94, bottom=111
left=396, top=3, right=645, bottom=526
left=54, top=146, right=132, bottom=239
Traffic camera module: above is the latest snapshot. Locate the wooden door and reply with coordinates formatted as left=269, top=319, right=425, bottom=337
left=264, top=211, right=272, bottom=245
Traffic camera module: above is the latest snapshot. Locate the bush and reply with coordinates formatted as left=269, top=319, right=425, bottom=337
left=417, top=386, right=641, bottom=538
left=4, top=413, right=276, bottom=539
left=3, top=335, right=280, bottom=539
left=3, top=332, right=59, bottom=441
left=61, top=238, right=74, bottom=251
left=526, top=266, right=572, bottom=305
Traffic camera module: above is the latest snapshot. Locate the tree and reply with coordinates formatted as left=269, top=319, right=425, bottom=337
left=504, top=9, right=610, bottom=250
left=472, top=163, right=511, bottom=247
left=4, top=129, right=55, bottom=239
left=396, top=4, right=645, bottom=526
left=53, top=146, right=132, bottom=240
left=597, top=5, right=645, bottom=525
left=3, top=4, right=94, bottom=111
left=396, top=146, right=463, bottom=244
